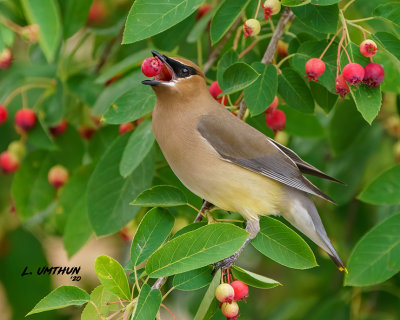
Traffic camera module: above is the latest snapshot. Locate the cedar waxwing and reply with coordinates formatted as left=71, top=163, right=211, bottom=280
left=143, top=51, right=346, bottom=271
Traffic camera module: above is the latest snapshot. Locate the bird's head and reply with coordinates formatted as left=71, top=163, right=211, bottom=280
left=142, top=51, right=207, bottom=100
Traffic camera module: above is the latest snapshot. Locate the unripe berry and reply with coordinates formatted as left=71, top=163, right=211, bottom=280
left=385, top=115, right=400, bottom=138
left=266, top=109, right=286, bottom=133
left=15, top=109, right=36, bottom=131
left=0, top=151, right=19, bottom=174
left=264, top=96, right=279, bottom=114
left=360, top=39, right=378, bottom=58
left=0, top=105, right=7, bottom=124
left=119, top=122, right=135, bottom=135
left=305, top=58, right=325, bottom=81
left=363, top=62, right=384, bottom=88
left=49, top=119, right=68, bottom=137
left=215, top=283, right=235, bottom=303
left=196, top=3, right=212, bottom=20
left=342, top=63, right=364, bottom=86
left=141, top=57, right=163, bottom=77
left=48, top=165, right=69, bottom=189
left=209, top=81, right=226, bottom=105
left=8, top=141, right=26, bottom=160
left=21, top=24, right=39, bottom=43
left=335, top=74, right=350, bottom=99
left=277, top=40, right=288, bottom=57
left=221, top=302, right=239, bottom=319
left=243, top=19, right=261, bottom=38
left=230, top=280, right=249, bottom=301
left=262, top=0, right=281, bottom=21
left=0, top=48, right=12, bottom=70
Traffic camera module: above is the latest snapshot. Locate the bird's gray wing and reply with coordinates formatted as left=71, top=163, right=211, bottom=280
left=268, top=138, right=344, bottom=184
left=197, top=114, right=335, bottom=203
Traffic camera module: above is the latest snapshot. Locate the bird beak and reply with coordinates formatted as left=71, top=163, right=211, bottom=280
left=142, top=51, right=177, bottom=86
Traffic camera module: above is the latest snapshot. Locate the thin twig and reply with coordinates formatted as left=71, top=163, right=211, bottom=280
left=95, top=27, right=124, bottom=73
left=319, top=27, right=343, bottom=60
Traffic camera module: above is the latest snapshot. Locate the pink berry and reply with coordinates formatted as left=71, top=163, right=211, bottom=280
left=48, top=165, right=69, bottom=189
left=305, top=58, right=325, bottom=81
left=141, top=57, right=162, bottom=77
left=264, top=96, right=279, bottom=114
left=215, top=283, right=235, bottom=303
left=335, top=74, right=350, bottom=99
left=209, top=81, right=226, bottom=105
left=119, top=122, right=135, bottom=135
left=363, top=62, right=384, bottom=88
left=342, top=63, right=364, bottom=86
left=221, top=301, right=239, bottom=319
left=0, top=151, right=19, bottom=174
left=0, top=48, right=12, bottom=70
left=243, top=19, right=260, bottom=38
left=360, top=39, right=378, bottom=58
left=230, top=280, right=249, bottom=301
left=0, top=105, right=7, bottom=124
left=15, top=109, right=36, bottom=131
left=49, top=119, right=68, bottom=137
left=266, top=109, right=286, bottom=133
left=262, top=0, right=281, bottom=21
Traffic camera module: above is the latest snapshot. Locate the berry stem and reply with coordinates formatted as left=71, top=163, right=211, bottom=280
left=276, top=53, right=295, bottom=68
left=161, top=304, right=177, bottom=320
left=346, top=21, right=371, bottom=37
left=254, top=0, right=261, bottom=19
left=341, top=43, right=352, bottom=63
left=336, top=31, right=346, bottom=78
left=238, top=39, right=259, bottom=58
left=162, top=286, right=176, bottom=301
left=342, top=0, right=356, bottom=12
left=339, top=10, right=351, bottom=45
left=319, top=27, right=343, bottom=60
left=347, top=17, right=375, bottom=23
left=3, top=82, right=55, bottom=106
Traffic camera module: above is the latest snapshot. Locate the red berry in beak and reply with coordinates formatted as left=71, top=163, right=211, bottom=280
left=335, top=74, right=350, bottom=99
left=141, top=57, right=163, bottom=77
left=305, top=58, right=326, bottom=81
left=15, top=109, right=36, bottom=132
left=360, top=39, right=378, bottom=58
left=342, top=63, right=365, bottom=86
left=363, top=62, right=384, bottom=88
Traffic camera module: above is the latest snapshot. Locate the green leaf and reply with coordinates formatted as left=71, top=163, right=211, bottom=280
left=27, top=286, right=89, bottom=315
left=345, top=213, right=400, bottom=286
left=130, top=207, right=174, bottom=266
left=349, top=85, right=382, bottom=125
left=20, top=0, right=61, bottom=62
left=232, top=266, right=280, bottom=289
left=87, top=134, right=154, bottom=236
left=310, top=81, right=338, bottom=113
left=311, top=0, right=339, bottom=5
left=146, top=223, right=249, bottom=277
left=131, top=185, right=187, bottom=207
left=173, top=266, right=213, bottom=291
left=210, top=0, right=250, bottom=45
left=26, top=118, right=56, bottom=150
left=11, top=151, right=56, bottom=220
left=123, top=0, right=204, bottom=44
left=292, top=4, right=339, bottom=34
left=171, top=222, right=208, bottom=239
left=62, top=0, right=93, bottom=39
left=374, top=3, right=400, bottom=35
left=251, top=216, right=317, bottom=269
left=282, top=0, right=311, bottom=6
left=131, top=284, right=162, bottom=320
left=94, top=255, right=131, bottom=301
left=221, top=62, right=260, bottom=95
left=373, top=32, right=400, bottom=63
left=358, top=165, right=400, bottom=206
left=193, top=269, right=221, bottom=320
left=217, top=49, right=239, bottom=87
left=81, top=285, right=119, bottom=320
left=244, top=63, right=277, bottom=116
left=120, top=119, right=154, bottom=177
left=278, top=68, right=314, bottom=113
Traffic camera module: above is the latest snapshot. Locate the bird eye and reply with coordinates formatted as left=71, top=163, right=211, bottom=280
left=182, top=68, right=189, bottom=76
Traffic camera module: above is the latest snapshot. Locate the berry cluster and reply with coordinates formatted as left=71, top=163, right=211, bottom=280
left=243, top=0, right=281, bottom=38
left=215, top=277, right=249, bottom=319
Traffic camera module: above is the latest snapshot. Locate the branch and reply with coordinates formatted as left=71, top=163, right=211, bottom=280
left=95, top=27, right=124, bottom=74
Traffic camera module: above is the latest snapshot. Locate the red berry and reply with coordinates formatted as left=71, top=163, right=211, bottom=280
left=262, top=0, right=281, bottom=21
left=88, top=0, right=107, bottom=24
left=0, top=105, right=7, bottom=124
left=48, top=165, right=69, bottom=189
left=215, top=283, right=235, bottom=303
left=15, top=109, right=36, bottom=131
left=305, top=58, right=325, bottom=81
left=363, top=62, right=384, bottom=88
left=342, top=63, right=364, bottom=86
left=209, top=81, right=226, bottom=105
left=230, top=280, right=248, bottom=301
left=0, top=151, right=19, bottom=174
left=221, top=301, right=239, bottom=319
left=360, top=39, right=378, bottom=58
left=196, top=3, right=212, bottom=20
left=264, top=96, right=279, bottom=114
left=335, top=74, right=350, bottom=99
left=243, top=19, right=261, bottom=38
left=266, top=109, right=286, bottom=133
left=119, top=122, right=135, bottom=135
left=79, top=126, right=96, bottom=140
left=141, top=57, right=163, bottom=77
left=49, top=119, right=68, bottom=137
left=0, top=48, right=12, bottom=70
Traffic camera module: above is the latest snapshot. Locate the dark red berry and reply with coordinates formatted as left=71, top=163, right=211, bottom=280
left=209, top=81, right=226, bottom=105
left=266, top=109, right=286, bottom=133
left=0, top=151, right=19, bottom=174
left=79, top=126, right=96, bottom=140
left=335, top=74, right=350, bottom=99
left=264, top=96, right=279, bottom=114
left=0, top=105, right=7, bottom=124
left=49, top=119, right=68, bottom=137
left=0, top=48, right=12, bottom=70
left=15, top=109, right=36, bottom=131
left=196, top=3, right=211, bottom=20
left=305, top=58, right=325, bottom=81
left=342, top=63, right=364, bottom=86
left=363, top=62, right=384, bottom=88
left=230, top=280, right=249, bottom=301
left=119, top=122, right=135, bottom=135
left=141, top=57, right=162, bottom=77
left=360, top=40, right=377, bottom=58
left=48, top=165, right=69, bottom=189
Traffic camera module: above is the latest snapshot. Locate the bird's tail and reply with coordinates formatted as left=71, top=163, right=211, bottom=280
left=281, top=191, right=346, bottom=272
